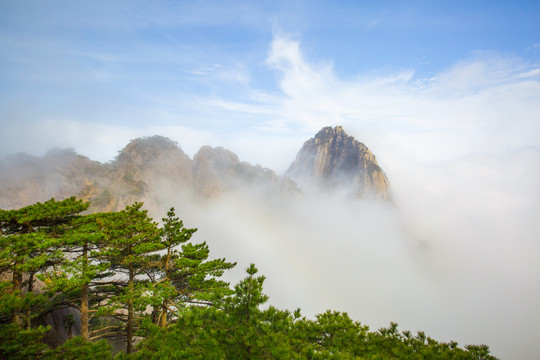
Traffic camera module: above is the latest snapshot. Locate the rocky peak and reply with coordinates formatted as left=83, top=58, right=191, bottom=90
left=192, top=146, right=300, bottom=199
left=115, top=136, right=185, bottom=167
left=194, top=146, right=240, bottom=174
left=105, top=136, right=194, bottom=210
left=114, top=135, right=193, bottom=181
left=286, top=126, right=390, bottom=199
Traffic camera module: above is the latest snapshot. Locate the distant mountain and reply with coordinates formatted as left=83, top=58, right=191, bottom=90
left=0, top=136, right=300, bottom=211
left=286, top=126, right=390, bottom=200
left=193, top=145, right=298, bottom=199
left=0, top=127, right=390, bottom=210
left=0, top=148, right=106, bottom=210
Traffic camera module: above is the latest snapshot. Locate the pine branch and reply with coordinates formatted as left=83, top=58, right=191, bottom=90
left=89, top=332, right=124, bottom=341
left=90, top=325, right=123, bottom=335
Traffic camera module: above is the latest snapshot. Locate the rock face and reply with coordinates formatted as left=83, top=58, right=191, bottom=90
left=0, top=149, right=105, bottom=210
left=0, top=272, right=81, bottom=347
left=286, top=126, right=390, bottom=199
left=111, top=136, right=195, bottom=210
left=114, top=136, right=194, bottom=190
left=193, top=146, right=299, bottom=199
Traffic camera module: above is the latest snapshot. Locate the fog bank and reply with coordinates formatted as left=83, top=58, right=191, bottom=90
left=147, top=148, right=540, bottom=360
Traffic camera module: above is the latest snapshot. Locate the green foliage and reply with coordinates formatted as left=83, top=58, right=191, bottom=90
left=0, top=196, right=89, bottom=279
left=95, top=202, right=164, bottom=353
left=147, top=207, right=236, bottom=328
left=41, top=212, right=115, bottom=334
left=226, top=263, right=269, bottom=324
left=134, top=264, right=301, bottom=360
left=135, top=265, right=498, bottom=360
left=45, top=336, right=114, bottom=360
left=0, top=323, right=49, bottom=360
left=0, top=197, right=89, bottom=327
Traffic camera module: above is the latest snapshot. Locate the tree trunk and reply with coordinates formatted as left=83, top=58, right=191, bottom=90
left=80, top=244, right=89, bottom=341
left=12, top=268, right=23, bottom=325
left=126, top=268, right=134, bottom=354
left=81, top=283, right=89, bottom=340
left=152, top=305, right=158, bottom=325
left=26, top=272, right=35, bottom=329
left=159, top=246, right=171, bottom=328
left=159, top=304, right=168, bottom=328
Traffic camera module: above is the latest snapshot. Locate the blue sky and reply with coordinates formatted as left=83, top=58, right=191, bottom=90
left=1, top=0, right=539, bottom=170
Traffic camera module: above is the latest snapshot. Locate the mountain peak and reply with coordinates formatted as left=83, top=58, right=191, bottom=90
left=318, top=125, right=345, bottom=135
left=115, top=136, right=183, bottom=164
left=286, top=126, right=390, bottom=199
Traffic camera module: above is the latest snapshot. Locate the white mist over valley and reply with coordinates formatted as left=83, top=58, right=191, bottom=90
left=141, top=143, right=539, bottom=360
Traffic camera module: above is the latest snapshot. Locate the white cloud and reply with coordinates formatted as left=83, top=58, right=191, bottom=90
left=185, top=63, right=224, bottom=75
left=517, top=67, right=540, bottom=78
left=258, top=37, right=540, bottom=163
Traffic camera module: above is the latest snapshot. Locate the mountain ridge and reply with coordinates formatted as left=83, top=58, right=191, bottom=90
left=0, top=127, right=390, bottom=210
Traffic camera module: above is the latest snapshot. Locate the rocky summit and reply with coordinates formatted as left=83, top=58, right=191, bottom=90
left=286, top=126, right=390, bottom=200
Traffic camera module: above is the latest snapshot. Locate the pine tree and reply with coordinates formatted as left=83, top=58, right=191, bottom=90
left=0, top=197, right=88, bottom=325
left=149, top=207, right=236, bottom=327
left=0, top=197, right=89, bottom=358
left=134, top=264, right=302, bottom=359
left=42, top=212, right=117, bottom=342
left=97, top=202, right=163, bottom=354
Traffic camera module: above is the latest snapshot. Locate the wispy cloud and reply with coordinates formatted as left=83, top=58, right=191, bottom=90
left=207, top=36, right=540, bottom=165
left=185, top=64, right=224, bottom=75
left=517, top=67, right=540, bottom=78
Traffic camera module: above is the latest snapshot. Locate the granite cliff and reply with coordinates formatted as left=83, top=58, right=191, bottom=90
left=286, top=126, right=390, bottom=200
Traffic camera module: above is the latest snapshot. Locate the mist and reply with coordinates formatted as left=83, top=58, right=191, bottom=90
left=141, top=147, right=540, bottom=360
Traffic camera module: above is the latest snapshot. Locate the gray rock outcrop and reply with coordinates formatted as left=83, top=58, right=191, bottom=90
left=286, top=126, right=390, bottom=199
